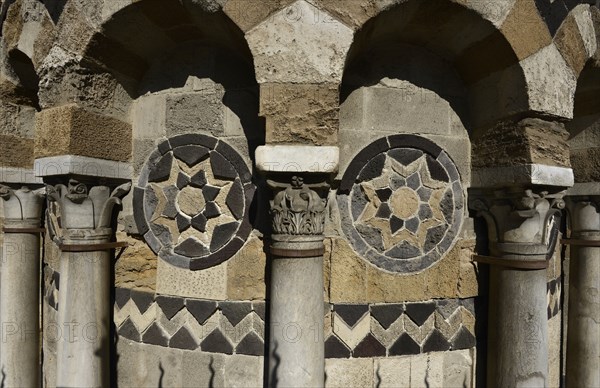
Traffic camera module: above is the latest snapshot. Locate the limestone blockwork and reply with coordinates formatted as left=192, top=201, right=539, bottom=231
left=133, top=134, right=255, bottom=270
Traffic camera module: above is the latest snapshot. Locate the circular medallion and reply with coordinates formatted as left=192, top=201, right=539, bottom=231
left=133, top=134, right=254, bottom=270
left=338, top=135, right=464, bottom=274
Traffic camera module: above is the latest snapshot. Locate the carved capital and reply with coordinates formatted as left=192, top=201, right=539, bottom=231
left=46, top=179, right=131, bottom=239
left=469, top=188, right=565, bottom=257
left=267, top=176, right=328, bottom=236
left=565, top=196, right=600, bottom=234
left=0, top=185, right=45, bottom=221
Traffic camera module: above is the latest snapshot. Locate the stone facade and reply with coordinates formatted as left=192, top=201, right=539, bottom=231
left=0, top=0, right=599, bottom=387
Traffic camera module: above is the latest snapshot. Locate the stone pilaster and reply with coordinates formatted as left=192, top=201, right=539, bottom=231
left=470, top=188, right=565, bottom=387
left=46, top=178, right=130, bottom=388
left=564, top=194, right=600, bottom=387
left=0, top=185, right=44, bottom=387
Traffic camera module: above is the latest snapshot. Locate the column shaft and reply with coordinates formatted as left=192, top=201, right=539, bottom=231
left=269, top=236, right=324, bottom=387
left=56, top=230, right=111, bottom=388
left=566, top=231, right=600, bottom=386
left=0, top=219, right=41, bottom=387
left=490, top=266, right=548, bottom=387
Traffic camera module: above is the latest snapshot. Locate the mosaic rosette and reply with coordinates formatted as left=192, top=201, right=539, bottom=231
left=338, top=135, right=464, bottom=273
left=134, top=134, right=254, bottom=270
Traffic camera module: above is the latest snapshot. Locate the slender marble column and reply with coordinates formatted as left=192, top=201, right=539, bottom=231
left=47, top=179, right=130, bottom=388
left=471, top=189, right=564, bottom=387
left=565, top=197, right=600, bottom=387
left=0, top=185, right=44, bottom=387
left=267, top=176, right=327, bottom=387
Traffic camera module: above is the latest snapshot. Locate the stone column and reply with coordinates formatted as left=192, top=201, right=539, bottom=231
left=470, top=189, right=565, bottom=387
left=267, top=176, right=327, bottom=387
left=46, top=179, right=130, bottom=388
left=565, top=195, right=600, bottom=387
left=0, top=185, right=44, bottom=387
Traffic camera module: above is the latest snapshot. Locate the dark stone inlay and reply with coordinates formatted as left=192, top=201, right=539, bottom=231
left=115, top=287, right=131, bottom=309
left=118, top=318, right=141, bottom=342
left=215, top=140, right=252, bottom=183
left=226, top=179, right=244, bottom=219
left=133, top=187, right=149, bottom=235
left=142, top=323, right=169, bottom=347
left=547, top=306, right=552, bottom=320
left=376, top=188, right=392, bottom=202
left=424, top=225, right=447, bottom=252
left=422, top=329, right=451, bottom=352
left=186, top=300, right=217, bottom=325
left=339, top=137, right=389, bottom=192
left=202, top=185, right=220, bottom=201
left=351, top=187, right=368, bottom=221
left=190, top=236, right=245, bottom=271
left=436, top=299, right=460, bottom=320
left=388, top=148, right=423, bottom=166
left=405, top=217, right=420, bottom=233
left=406, top=172, right=421, bottom=190
left=353, top=334, right=386, bottom=358
left=176, top=172, right=190, bottom=189
left=219, top=301, right=252, bottom=327
left=552, top=303, right=559, bottom=317
left=236, top=332, right=264, bottom=356
left=144, top=186, right=158, bottom=222
left=131, top=290, right=155, bottom=314
left=157, top=139, right=171, bottom=155
left=156, top=295, right=185, bottom=320
left=47, top=292, right=57, bottom=310
left=418, top=204, right=433, bottom=220
left=325, top=335, right=351, bottom=359
left=425, top=154, right=449, bottom=182
left=390, top=216, right=404, bottom=234
left=173, top=145, right=209, bottom=167
left=175, top=238, right=209, bottom=257
left=356, top=224, right=384, bottom=252
left=204, top=202, right=221, bottom=219
left=334, top=304, right=369, bottom=328
left=176, top=214, right=191, bottom=232
left=405, top=302, right=436, bottom=326
left=200, top=329, right=233, bottom=355
left=190, top=170, right=207, bottom=188
left=375, top=203, right=392, bottom=219
left=210, top=151, right=237, bottom=181
left=370, top=304, right=404, bottom=330
left=170, top=326, right=199, bottom=350
left=357, top=153, right=386, bottom=183
left=387, top=242, right=420, bottom=259
left=390, top=174, right=406, bottom=191
left=148, top=152, right=173, bottom=183
left=389, top=333, right=421, bottom=356
left=417, top=186, right=432, bottom=201
left=210, top=222, right=238, bottom=252
left=253, top=302, right=266, bottom=321
left=162, top=186, right=179, bottom=219
left=440, top=189, right=454, bottom=223
left=191, top=214, right=207, bottom=233
left=451, top=326, right=476, bottom=350
left=387, top=135, right=443, bottom=157
left=169, top=133, right=218, bottom=149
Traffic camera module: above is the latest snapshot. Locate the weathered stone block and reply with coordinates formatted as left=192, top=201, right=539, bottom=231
left=328, top=238, right=367, bottom=303
left=116, top=339, right=183, bottom=387
left=473, top=118, right=570, bottom=169
left=114, top=232, right=157, bottom=292
left=165, top=92, right=224, bottom=136
left=325, top=358, right=373, bottom=388
left=34, top=104, right=132, bottom=162
left=224, top=0, right=296, bottom=32
left=571, top=147, right=600, bottom=183
left=555, top=14, right=589, bottom=76
left=246, top=0, right=353, bottom=84
left=223, top=354, right=264, bottom=387
left=226, top=237, right=266, bottom=300
left=500, top=0, right=552, bottom=61
left=156, top=256, right=227, bottom=300
left=132, top=95, right=166, bottom=140
left=260, top=83, right=339, bottom=145
left=0, top=134, right=34, bottom=168
left=313, top=0, right=378, bottom=29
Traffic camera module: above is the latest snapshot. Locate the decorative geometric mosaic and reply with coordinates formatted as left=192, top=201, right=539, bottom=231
left=133, top=134, right=254, bottom=270
left=339, top=135, right=464, bottom=273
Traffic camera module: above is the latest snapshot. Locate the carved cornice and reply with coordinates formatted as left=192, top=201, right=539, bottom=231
left=267, top=176, right=328, bottom=236
left=469, top=189, right=565, bottom=256
left=46, top=179, right=131, bottom=240
left=0, top=185, right=45, bottom=221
